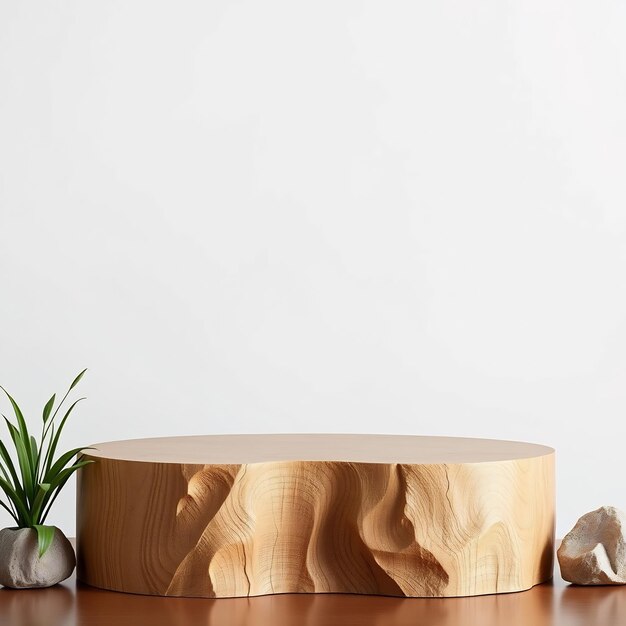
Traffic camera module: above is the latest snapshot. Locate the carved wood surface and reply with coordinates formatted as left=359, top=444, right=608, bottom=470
left=76, top=434, right=555, bottom=598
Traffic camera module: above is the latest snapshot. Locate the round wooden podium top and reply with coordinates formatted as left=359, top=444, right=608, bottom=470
left=86, top=434, right=553, bottom=465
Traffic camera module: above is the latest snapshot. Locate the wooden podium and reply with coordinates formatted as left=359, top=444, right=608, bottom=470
left=76, top=434, right=554, bottom=598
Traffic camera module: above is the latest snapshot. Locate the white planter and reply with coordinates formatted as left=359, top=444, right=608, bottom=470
left=0, top=527, right=75, bottom=588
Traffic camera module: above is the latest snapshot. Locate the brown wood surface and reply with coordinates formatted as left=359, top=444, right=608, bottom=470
left=2, top=559, right=625, bottom=626
left=77, top=434, right=555, bottom=598
left=83, top=433, right=554, bottom=464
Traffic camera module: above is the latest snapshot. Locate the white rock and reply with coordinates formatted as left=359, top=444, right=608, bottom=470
left=0, top=527, right=75, bottom=588
left=558, top=506, right=626, bottom=585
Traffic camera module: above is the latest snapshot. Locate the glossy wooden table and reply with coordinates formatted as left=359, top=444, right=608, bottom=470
left=1, top=552, right=624, bottom=626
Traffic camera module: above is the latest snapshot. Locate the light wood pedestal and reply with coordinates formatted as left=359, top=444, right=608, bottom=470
left=76, top=434, right=554, bottom=598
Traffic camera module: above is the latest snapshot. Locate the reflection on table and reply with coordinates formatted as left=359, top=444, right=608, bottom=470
left=0, top=568, right=625, bottom=626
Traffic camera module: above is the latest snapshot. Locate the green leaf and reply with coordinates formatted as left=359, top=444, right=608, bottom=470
left=0, top=438, right=23, bottom=496
left=0, top=462, right=11, bottom=486
left=4, top=418, right=34, bottom=501
left=30, top=436, right=39, bottom=484
left=30, top=483, right=51, bottom=525
left=0, top=499, right=18, bottom=524
left=33, top=525, right=55, bottom=557
left=39, top=424, right=54, bottom=482
left=69, top=369, right=87, bottom=391
left=0, top=388, right=33, bottom=469
left=42, top=394, right=55, bottom=423
left=0, top=476, right=31, bottom=526
left=44, top=398, right=85, bottom=476
left=44, top=447, right=92, bottom=484
left=30, top=436, right=38, bottom=464
left=49, top=368, right=87, bottom=424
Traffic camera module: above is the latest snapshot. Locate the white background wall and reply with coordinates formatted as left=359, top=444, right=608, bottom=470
left=1, top=1, right=625, bottom=538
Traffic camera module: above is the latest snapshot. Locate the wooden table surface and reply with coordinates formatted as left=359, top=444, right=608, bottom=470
left=85, top=433, right=554, bottom=463
left=1, top=557, right=624, bottom=626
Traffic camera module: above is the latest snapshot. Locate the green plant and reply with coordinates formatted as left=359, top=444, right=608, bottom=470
left=0, top=369, right=92, bottom=556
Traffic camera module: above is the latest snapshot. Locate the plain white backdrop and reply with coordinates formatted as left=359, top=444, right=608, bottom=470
left=1, top=1, right=625, bottom=537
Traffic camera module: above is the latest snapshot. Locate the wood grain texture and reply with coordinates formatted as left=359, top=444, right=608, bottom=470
left=76, top=434, right=555, bottom=598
